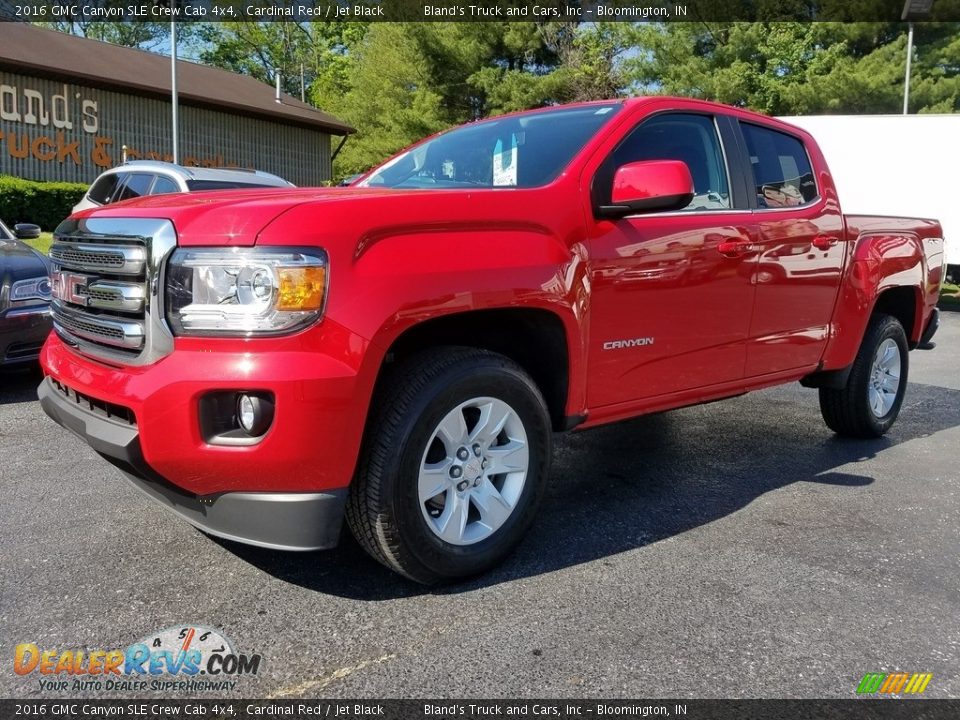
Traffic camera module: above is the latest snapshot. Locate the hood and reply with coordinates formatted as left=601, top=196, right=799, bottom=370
left=0, top=238, right=50, bottom=280
left=73, top=187, right=357, bottom=246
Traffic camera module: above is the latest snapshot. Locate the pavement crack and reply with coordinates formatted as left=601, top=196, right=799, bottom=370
left=266, top=653, right=397, bottom=698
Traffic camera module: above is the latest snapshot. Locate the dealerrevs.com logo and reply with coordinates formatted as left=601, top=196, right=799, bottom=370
left=14, top=625, right=261, bottom=693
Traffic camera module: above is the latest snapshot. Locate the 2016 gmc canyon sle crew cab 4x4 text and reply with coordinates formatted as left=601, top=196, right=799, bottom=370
left=38, top=98, right=944, bottom=584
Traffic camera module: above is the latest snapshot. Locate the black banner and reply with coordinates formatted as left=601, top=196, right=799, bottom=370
left=1, top=700, right=959, bottom=720
left=1, top=0, right=960, bottom=23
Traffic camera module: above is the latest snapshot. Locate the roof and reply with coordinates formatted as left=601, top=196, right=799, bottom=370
left=96, top=161, right=295, bottom=187
left=0, top=23, right=354, bottom=136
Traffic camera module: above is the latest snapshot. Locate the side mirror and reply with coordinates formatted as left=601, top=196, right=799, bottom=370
left=14, top=223, right=41, bottom=240
left=597, top=160, right=695, bottom=219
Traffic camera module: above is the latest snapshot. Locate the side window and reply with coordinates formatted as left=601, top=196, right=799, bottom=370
left=740, top=123, right=818, bottom=208
left=87, top=173, right=121, bottom=205
left=151, top=176, right=179, bottom=195
left=595, top=113, right=731, bottom=211
left=114, top=173, right=154, bottom=202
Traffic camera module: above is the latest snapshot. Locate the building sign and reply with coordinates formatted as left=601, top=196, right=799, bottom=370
left=0, top=71, right=330, bottom=186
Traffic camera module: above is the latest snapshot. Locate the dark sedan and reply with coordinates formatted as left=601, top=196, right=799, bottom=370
left=0, top=221, right=51, bottom=367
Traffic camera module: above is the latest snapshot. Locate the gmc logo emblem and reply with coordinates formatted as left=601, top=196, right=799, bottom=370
left=51, top=270, right=90, bottom=306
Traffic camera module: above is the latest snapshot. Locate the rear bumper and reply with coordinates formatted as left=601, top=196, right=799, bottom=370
left=38, top=376, right=347, bottom=550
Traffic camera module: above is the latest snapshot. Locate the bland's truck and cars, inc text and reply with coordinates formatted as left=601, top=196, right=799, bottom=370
left=38, top=97, right=943, bottom=584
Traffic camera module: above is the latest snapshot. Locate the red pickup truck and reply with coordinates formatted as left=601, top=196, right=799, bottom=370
left=39, top=98, right=944, bottom=584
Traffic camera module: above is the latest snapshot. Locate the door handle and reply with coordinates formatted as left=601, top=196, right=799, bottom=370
left=812, top=235, right=839, bottom=250
left=717, top=240, right=754, bottom=258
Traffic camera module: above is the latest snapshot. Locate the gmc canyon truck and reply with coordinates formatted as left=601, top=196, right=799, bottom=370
left=38, top=98, right=944, bottom=584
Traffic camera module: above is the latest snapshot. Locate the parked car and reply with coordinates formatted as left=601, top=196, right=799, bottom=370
left=0, top=221, right=51, bottom=367
left=72, top=161, right=295, bottom=213
left=39, top=98, right=943, bottom=584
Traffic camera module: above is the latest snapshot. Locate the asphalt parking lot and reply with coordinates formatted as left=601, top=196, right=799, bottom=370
left=2, top=314, right=958, bottom=700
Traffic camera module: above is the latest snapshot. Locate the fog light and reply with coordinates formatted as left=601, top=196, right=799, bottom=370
left=236, top=393, right=273, bottom=437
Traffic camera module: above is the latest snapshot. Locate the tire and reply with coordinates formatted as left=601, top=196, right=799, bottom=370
left=819, top=314, right=909, bottom=438
left=346, top=347, right=552, bottom=584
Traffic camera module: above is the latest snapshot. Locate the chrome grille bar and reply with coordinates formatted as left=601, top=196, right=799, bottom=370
left=52, top=302, right=144, bottom=350
left=83, top=280, right=146, bottom=313
left=50, top=242, right=147, bottom=275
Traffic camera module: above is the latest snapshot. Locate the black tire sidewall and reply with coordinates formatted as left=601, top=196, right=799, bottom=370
left=856, top=318, right=909, bottom=435
left=386, top=358, right=551, bottom=581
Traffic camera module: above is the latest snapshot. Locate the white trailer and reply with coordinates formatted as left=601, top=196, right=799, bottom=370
left=778, top=114, right=959, bottom=283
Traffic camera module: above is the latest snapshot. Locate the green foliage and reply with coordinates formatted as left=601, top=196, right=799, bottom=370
left=199, top=21, right=369, bottom=99
left=35, top=20, right=960, bottom=183
left=33, top=17, right=199, bottom=52
left=0, top=176, right=87, bottom=232
left=629, top=22, right=960, bottom=115
left=315, top=22, right=635, bottom=178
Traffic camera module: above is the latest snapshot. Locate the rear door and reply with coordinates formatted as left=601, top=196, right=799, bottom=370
left=736, top=122, right=846, bottom=376
left=585, top=111, right=757, bottom=407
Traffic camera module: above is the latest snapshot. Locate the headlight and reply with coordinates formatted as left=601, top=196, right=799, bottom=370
left=165, top=247, right=328, bottom=336
left=10, top=276, right=52, bottom=303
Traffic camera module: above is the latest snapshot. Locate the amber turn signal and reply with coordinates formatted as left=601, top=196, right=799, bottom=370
left=277, top=266, right=326, bottom=312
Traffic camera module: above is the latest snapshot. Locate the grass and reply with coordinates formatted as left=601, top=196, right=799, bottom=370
left=940, top=280, right=960, bottom=311
left=23, top=232, right=54, bottom=255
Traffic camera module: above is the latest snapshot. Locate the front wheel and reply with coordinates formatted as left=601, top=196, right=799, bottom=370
left=819, top=313, right=909, bottom=438
left=346, top=347, right=552, bottom=584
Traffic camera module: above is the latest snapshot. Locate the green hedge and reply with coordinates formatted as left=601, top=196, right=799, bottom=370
left=0, top=176, right=88, bottom=233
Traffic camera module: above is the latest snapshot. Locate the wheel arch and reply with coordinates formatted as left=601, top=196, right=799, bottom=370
left=373, top=308, right=575, bottom=432
left=820, top=230, right=928, bottom=369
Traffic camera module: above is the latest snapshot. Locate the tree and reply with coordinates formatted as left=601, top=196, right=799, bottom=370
left=199, top=20, right=368, bottom=100
left=35, top=19, right=177, bottom=52
left=319, top=22, right=638, bottom=178
left=625, top=22, right=960, bottom=115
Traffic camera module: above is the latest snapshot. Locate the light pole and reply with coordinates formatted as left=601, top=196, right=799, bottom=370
left=901, top=0, right=935, bottom=115
left=171, top=20, right=179, bottom=164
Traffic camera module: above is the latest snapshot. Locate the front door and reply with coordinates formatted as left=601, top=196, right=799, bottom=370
left=586, top=112, right=757, bottom=407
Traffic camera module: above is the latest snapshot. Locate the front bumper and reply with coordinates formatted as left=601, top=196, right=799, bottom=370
left=0, top=305, right=51, bottom=366
left=38, top=376, right=347, bottom=550
left=40, top=324, right=372, bottom=496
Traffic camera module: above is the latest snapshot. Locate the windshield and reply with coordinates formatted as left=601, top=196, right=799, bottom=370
left=360, top=104, right=622, bottom=190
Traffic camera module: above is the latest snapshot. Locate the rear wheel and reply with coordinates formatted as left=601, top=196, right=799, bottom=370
left=346, top=347, right=551, bottom=584
left=819, top=314, right=908, bottom=438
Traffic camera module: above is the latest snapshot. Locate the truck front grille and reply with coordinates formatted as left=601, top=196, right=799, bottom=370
left=50, top=218, right=176, bottom=366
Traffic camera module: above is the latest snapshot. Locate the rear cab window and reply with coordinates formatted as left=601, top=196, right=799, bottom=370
left=740, top=123, right=818, bottom=208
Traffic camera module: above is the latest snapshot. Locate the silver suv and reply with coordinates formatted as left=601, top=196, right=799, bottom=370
left=73, top=162, right=294, bottom=214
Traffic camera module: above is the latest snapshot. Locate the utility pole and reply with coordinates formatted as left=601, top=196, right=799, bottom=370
left=903, top=22, right=914, bottom=114
left=171, top=20, right=179, bottom=163
left=901, top=0, right=936, bottom=115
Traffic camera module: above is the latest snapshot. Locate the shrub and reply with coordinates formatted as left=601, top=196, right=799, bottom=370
left=0, top=176, right=88, bottom=232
